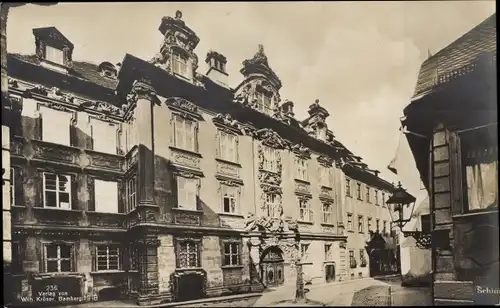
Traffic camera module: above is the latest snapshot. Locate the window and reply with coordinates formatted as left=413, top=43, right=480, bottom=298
left=358, top=216, right=364, bottom=233
left=44, top=243, right=72, bottom=273
left=367, top=217, right=373, bottom=232
left=319, top=166, right=331, bottom=187
left=324, top=244, right=333, bottom=261
left=256, top=92, right=272, bottom=113
left=349, top=250, right=356, bottom=268
left=45, top=45, right=64, bottom=65
left=173, top=115, right=197, bottom=152
left=421, top=214, right=431, bottom=233
left=177, top=177, right=198, bottom=211
left=95, top=245, right=120, bottom=271
left=298, top=198, right=312, bottom=222
left=221, top=185, right=238, bottom=214
left=347, top=214, right=353, bottom=231
left=126, top=175, right=137, bottom=212
left=222, top=242, right=240, bottom=266
left=94, top=180, right=119, bottom=213
left=172, top=52, right=190, bottom=78
left=382, top=192, right=386, bottom=206
left=126, top=119, right=138, bottom=151
left=366, top=186, right=371, bottom=203
left=43, top=173, right=71, bottom=209
left=296, top=158, right=308, bottom=181
left=459, top=127, right=498, bottom=212
left=346, top=179, right=351, bottom=197
left=177, top=240, right=199, bottom=268
left=266, top=193, right=280, bottom=218
left=90, top=118, right=117, bottom=154
left=376, top=219, right=380, bottom=232
left=359, top=249, right=367, bottom=266
left=375, top=190, right=379, bottom=205
left=218, top=131, right=238, bottom=162
left=383, top=221, right=387, bottom=234
left=11, top=242, right=23, bottom=273
left=356, top=183, right=362, bottom=200
left=40, top=106, right=72, bottom=145
left=300, top=243, right=310, bottom=262
left=262, top=146, right=279, bottom=172
left=322, top=203, right=333, bottom=224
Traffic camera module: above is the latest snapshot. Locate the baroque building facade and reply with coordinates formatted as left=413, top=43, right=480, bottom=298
left=4, top=11, right=398, bottom=306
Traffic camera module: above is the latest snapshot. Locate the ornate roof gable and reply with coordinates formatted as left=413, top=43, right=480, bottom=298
left=318, top=154, right=334, bottom=167
left=255, top=128, right=289, bottom=149
left=234, top=45, right=283, bottom=113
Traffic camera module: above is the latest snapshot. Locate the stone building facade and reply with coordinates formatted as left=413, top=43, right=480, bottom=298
left=4, top=11, right=398, bottom=306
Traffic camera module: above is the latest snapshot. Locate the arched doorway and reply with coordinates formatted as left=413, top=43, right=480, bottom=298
left=369, top=248, right=381, bottom=277
left=260, top=246, right=285, bottom=288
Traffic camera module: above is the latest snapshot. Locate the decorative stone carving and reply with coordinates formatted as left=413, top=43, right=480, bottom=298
left=216, top=161, right=240, bottom=178
left=291, top=143, right=311, bottom=159
left=258, top=170, right=281, bottom=186
left=134, top=237, right=161, bottom=247
left=79, top=100, right=123, bottom=116
left=171, top=150, right=200, bottom=169
left=319, top=187, right=334, bottom=200
left=8, top=77, right=18, bottom=88
left=88, top=213, right=126, bottom=228
left=219, top=215, right=245, bottom=229
left=32, top=141, right=78, bottom=164
left=244, top=213, right=284, bottom=233
left=294, top=181, right=311, bottom=196
left=137, top=210, right=156, bottom=223
left=255, top=129, right=289, bottom=149
left=165, top=96, right=198, bottom=113
left=174, top=212, right=200, bottom=225
left=318, top=155, right=334, bottom=167
left=130, top=79, right=157, bottom=102
left=88, top=151, right=123, bottom=170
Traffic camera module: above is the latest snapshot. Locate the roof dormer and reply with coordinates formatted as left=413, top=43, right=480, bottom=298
left=33, top=26, right=73, bottom=74
left=98, top=61, right=118, bottom=79
left=150, top=10, right=201, bottom=84
left=302, top=99, right=330, bottom=142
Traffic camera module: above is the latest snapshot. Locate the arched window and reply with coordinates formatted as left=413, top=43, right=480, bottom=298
left=172, top=51, right=190, bottom=79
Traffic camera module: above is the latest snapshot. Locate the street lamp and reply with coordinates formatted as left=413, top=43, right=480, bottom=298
left=386, top=182, right=432, bottom=249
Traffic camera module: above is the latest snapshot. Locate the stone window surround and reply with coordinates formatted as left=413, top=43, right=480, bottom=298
left=88, top=115, right=120, bottom=155
left=40, top=240, right=77, bottom=274
left=347, top=213, right=353, bottom=232
left=218, top=180, right=242, bottom=216
left=174, top=237, right=202, bottom=269
left=357, top=215, right=364, bottom=234
left=321, top=201, right=334, bottom=226
left=175, top=173, right=201, bottom=212
left=42, top=171, right=73, bottom=210
left=220, top=238, right=243, bottom=268
left=91, top=241, right=123, bottom=273
left=298, top=195, right=313, bottom=223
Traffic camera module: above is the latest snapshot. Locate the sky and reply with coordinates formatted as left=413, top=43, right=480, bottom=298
left=6, top=1, right=496, bottom=200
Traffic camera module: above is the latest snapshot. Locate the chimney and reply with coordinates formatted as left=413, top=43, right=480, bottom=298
left=205, top=51, right=228, bottom=87
left=281, top=100, right=295, bottom=117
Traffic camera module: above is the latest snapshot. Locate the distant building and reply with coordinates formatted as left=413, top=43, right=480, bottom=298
left=4, top=10, right=399, bottom=306
left=403, top=14, right=497, bottom=305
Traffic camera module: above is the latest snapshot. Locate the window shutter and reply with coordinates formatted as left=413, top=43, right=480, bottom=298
left=448, top=131, right=463, bottom=216
left=87, top=177, right=95, bottom=212
left=14, top=168, right=24, bottom=206
left=91, top=244, right=96, bottom=272
left=117, top=181, right=125, bottom=214
left=220, top=240, right=226, bottom=266
left=36, top=113, right=43, bottom=141
left=71, top=176, right=78, bottom=210
left=34, top=172, right=43, bottom=208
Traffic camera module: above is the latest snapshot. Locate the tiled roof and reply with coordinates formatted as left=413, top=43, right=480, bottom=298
left=413, top=13, right=496, bottom=98
left=7, top=53, right=118, bottom=90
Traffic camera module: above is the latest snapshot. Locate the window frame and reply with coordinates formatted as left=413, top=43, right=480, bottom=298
left=43, top=242, right=74, bottom=273
left=262, top=145, right=279, bottom=172
left=89, top=117, right=118, bottom=155
left=125, top=173, right=137, bottom=213
left=45, top=45, right=65, bottom=65
left=40, top=106, right=73, bottom=146
left=95, top=244, right=121, bottom=272
left=42, top=172, right=72, bottom=209
left=10, top=167, right=15, bottom=206
left=357, top=215, right=364, bottom=233
left=172, top=51, right=190, bottom=79
left=321, top=202, right=333, bottom=225
left=173, top=115, right=198, bottom=153
left=347, top=213, right=353, bottom=231
left=366, top=186, right=371, bottom=203
left=298, top=197, right=312, bottom=222
left=266, top=192, right=281, bottom=218
left=221, top=241, right=241, bottom=267
left=218, top=130, right=239, bottom=163
left=367, top=217, right=373, bottom=232
left=376, top=218, right=380, bottom=232
left=296, top=157, right=309, bottom=182
left=345, top=178, right=352, bottom=197
left=420, top=214, right=431, bottom=233
left=374, top=190, right=379, bottom=205
left=176, top=238, right=201, bottom=269
left=221, top=184, right=239, bottom=214
left=356, top=182, right=362, bottom=200
left=93, top=179, right=120, bottom=214
left=176, top=176, right=199, bottom=211
left=324, top=243, right=333, bottom=261
left=300, top=243, right=310, bottom=263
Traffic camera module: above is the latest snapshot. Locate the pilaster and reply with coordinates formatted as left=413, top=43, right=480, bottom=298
left=131, top=79, right=157, bottom=208
left=134, top=232, right=161, bottom=305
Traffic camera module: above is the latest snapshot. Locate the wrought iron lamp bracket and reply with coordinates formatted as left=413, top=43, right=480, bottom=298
left=402, top=230, right=432, bottom=249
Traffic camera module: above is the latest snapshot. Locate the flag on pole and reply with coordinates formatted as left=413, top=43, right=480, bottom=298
left=387, top=129, right=404, bottom=175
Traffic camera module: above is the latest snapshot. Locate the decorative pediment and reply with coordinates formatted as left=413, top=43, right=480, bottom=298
left=213, top=113, right=242, bottom=134
left=291, top=143, right=311, bottom=159
left=318, top=155, right=334, bottom=167
left=79, top=100, right=123, bottom=116
left=255, top=128, right=289, bottom=149
left=165, top=97, right=202, bottom=120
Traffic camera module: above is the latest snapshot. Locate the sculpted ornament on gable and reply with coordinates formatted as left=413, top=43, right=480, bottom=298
left=165, top=97, right=198, bottom=114
left=256, top=128, right=289, bottom=149
left=213, top=113, right=241, bottom=132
